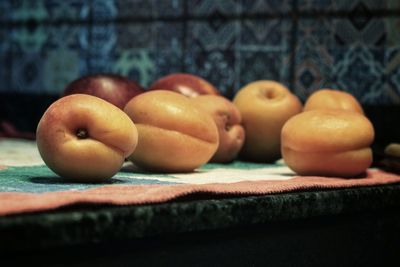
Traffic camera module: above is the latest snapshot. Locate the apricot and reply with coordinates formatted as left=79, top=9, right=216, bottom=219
left=64, top=73, right=144, bottom=109
left=233, top=80, right=303, bottom=162
left=36, top=94, right=138, bottom=182
left=124, top=90, right=219, bottom=172
left=304, top=89, right=364, bottom=114
left=191, top=95, right=245, bottom=163
left=148, top=73, right=220, bottom=98
left=281, top=110, right=374, bottom=177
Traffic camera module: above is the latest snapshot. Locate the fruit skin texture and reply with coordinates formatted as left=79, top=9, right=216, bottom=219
left=124, top=90, right=219, bottom=172
left=63, top=73, right=144, bottom=110
left=148, top=73, right=220, bottom=98
left=191, top=95, right=245, bottom=163
left=36, top=94, right=138, bottom=182
left=233, top=80, right=303, bottom=162
left=281, top=110, right=374, bottom=177
left=304, top=89, right=364, bottom=114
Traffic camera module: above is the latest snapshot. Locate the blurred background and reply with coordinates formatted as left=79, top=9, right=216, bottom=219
left=0, top=0, right=399, bottom=146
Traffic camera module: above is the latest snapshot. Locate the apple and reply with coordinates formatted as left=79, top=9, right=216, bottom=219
left=303, top=89, right=364, bottom=114
left=63, top=73, right=145, bottom=109
left=124, top=90, right=219, bottom=172
left=148, top=73, right=220, bottom=98
left=36, top=94, right=138, bottom=182
left=233, top=80, right=303, bottom=162
left=191, top=95, right=245, bottom=163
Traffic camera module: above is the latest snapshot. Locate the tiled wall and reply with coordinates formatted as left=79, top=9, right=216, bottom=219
left=1, top=0, right=400, bottom=104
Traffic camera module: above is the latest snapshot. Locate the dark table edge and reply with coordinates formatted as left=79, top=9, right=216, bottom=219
left=1, top=182, right=400, bottom=253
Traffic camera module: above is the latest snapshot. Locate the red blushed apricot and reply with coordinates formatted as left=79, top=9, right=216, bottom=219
left=63, top=73, right=144, bottom=109
left=191, top=95, right=245, bottom=163
left=148, top=73, right=220, bottom=98
left=36, top=94, right=138, bottom=182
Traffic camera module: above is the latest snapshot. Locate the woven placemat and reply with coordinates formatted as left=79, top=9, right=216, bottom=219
left=1, top=138, right=400, bottom=216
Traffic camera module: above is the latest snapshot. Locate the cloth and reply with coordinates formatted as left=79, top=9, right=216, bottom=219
left=1, top=139, right=400, bottom=216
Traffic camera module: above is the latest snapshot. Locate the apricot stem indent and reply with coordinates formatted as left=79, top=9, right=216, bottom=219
left=265, top=89, right=276, bottom=99
left=76, top=128, right=88, bottom=139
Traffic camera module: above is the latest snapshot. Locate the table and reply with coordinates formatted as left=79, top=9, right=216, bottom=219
left=1, top=183, right=400, bottom=266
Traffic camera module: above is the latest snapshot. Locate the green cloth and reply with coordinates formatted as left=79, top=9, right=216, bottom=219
left=0, top=161, right=279, bottom=193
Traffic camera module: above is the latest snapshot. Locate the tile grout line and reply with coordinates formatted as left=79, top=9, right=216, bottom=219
left=1, top=9, right=400, bottom=26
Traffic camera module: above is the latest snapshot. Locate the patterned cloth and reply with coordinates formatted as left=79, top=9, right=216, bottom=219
left=1, top=166, right=400, bottom=216
left=1, top=139, right=400, bottom=216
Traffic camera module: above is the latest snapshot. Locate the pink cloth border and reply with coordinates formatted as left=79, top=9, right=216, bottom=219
left=1, top=169, right=400, bottom=216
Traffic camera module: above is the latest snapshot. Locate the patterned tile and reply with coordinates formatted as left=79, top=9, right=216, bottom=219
left=385, top=47, right=400, bottom=103
left=0, top=0, right=91, bottom=23
left=114, top=0, right=153, bottom=19
left=186, top=0, right=242, bottom=17
left=153, top=22, right=184, bottom=50
left=43, top=47, right=88, bottom=93
left=184, top=19, right=240, bottom=96
left=333, top=17, right=387, bottom=48
left=44, top=24, right=89, bottom=94
left=239, top=18, right=291, bottom=51
left=184, top=17, right=294, bottom=97
left=112, top=49, right=156, bottom=87
left=154, top=49, right=183, bottom=79
left=98, top=0, right=184, bottom=20
left=11, top=51, right=45, bottom=93
left=294, top=47, right=333, bottom=100
left=114, top=21, right=183, bottom=51
left=9, top=0, right=50, bottom=21
left=2, top=0, right=399, bottom=106
left=115, top=22, right=154, bottom=51
left=236, top=18, right=293, bottom=93
left=91, top=0, right=118, bottom=22
left=294, top=17, right=394, bottom=104
left=186, top=19, right=240, bottom=50
left=330, top=47, right=385, bottom=104
left=237, top=51, right=292, bottom=90
left=384, top=18, right=400, bottom=103
left=10, top=24, right=89, bottom=94
left=296, top=17, right=335, bottom=48
left=298, top=0, right=400, bottom=12
left=293, top=17, right=335, bottom=101
left=88, top=23, right=117, bottom=73
left=10, top=24, right=49, bottom=55
left=90, top=21, right=183, bottom=87
left=9, top=24, right=48, bottom=93
left=0, top=1, right=12, bottom=21
left=152, top=22, right=184, bottom=80
left=45, top=0, right=90, bottom=21
left=1, top=0, right=90, bottom=22
left=112, top=46, right=183, bottom=88
left=240, top=0, right=293, bottom=15
left=184, top=47, right=237, bottom=97
left=153, top=0, right=184, bottom=18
